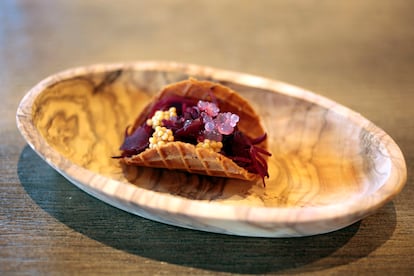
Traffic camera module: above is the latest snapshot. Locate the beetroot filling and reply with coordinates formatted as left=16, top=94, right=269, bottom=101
left=117, top=95, right=271, bottom=181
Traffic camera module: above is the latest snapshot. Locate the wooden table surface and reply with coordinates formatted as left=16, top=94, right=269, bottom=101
left=1, top=1, right=413, bottom=275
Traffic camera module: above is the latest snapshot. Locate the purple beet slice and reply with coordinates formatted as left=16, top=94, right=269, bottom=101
left=118, top=78, right=271, bottom=182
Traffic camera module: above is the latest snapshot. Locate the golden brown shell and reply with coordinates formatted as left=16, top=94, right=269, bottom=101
left=121, top=78, right=267, bottom=181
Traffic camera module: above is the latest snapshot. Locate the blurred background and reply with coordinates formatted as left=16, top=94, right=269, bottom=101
left=2, top=1, right=413, bottom=120
left=3, top=0, right=413, bottom=153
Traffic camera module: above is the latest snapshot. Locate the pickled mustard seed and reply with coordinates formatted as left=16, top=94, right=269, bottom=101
left=200, top=108, right=240, bottom=139
left=201, top=113, right=215, bottom=132
left=149, top=126, right=174, bottom=148
left=197, top=100, right=220, bottom=117
left=117, top=95, right=270, bottom=181
left=215, top=112, right=239, bottom=135
left=196, top=139, right=223, bottom=152
left=146, top=107, right=177, bottom=129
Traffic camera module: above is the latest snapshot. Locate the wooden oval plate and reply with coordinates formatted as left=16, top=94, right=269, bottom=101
left=16, top=61, right=407, bottom=237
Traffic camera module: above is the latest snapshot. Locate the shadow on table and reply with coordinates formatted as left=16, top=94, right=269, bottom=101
left=18, top=146, right=397, bottom=274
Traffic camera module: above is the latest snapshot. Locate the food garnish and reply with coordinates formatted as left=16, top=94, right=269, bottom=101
left=115, top=78, right=271, bottom=182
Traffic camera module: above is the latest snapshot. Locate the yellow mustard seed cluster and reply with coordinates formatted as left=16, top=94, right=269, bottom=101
left=149, top=126, right=174, bottom=149
left=145, top=107, right=224, bottom=152
left=196, top=139, right=223, bottom=153
left=146, top=107, right=177, bottom=129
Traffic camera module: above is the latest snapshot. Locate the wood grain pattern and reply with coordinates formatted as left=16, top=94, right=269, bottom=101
left=16, top=62, right=407, bottom=237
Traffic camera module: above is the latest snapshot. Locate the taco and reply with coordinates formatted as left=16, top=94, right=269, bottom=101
left=116, top=78, right=271, bottom=182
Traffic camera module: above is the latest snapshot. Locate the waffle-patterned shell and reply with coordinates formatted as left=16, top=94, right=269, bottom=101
left=121, top=78, right=267, bottom=180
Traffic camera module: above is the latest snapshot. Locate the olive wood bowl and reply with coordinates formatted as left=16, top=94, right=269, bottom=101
left=16, top=61, right=407, bottom=237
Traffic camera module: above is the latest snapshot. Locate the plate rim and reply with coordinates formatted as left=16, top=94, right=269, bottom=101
left=16, top=61, right=408, bottom=235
